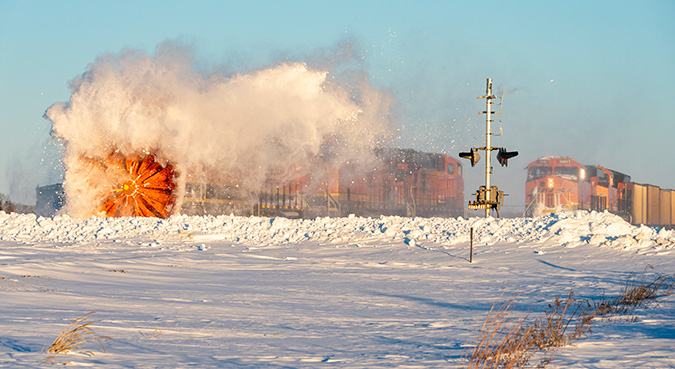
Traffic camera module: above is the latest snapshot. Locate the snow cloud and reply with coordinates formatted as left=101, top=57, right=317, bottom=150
left=45, top=42, right=394, bottom=217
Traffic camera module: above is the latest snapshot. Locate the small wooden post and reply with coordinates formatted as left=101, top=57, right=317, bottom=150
left=470, top=227, right=474, bottom=263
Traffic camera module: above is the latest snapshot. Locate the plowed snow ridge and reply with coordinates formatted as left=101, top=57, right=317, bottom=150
left=1, top=210, right=672, bottom=253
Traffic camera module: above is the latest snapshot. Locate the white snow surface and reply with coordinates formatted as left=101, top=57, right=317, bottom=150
left=1, top=210, right=673, bottom=368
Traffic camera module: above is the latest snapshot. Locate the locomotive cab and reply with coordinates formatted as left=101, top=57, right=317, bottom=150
left=525, top=157, right=591, bottom=216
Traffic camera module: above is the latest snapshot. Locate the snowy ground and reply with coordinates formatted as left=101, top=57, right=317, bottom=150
left=1, top=210, right=673, bottom=368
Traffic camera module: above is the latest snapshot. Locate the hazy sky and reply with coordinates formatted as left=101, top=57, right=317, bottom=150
left=1, top=0, right=674, bottom=212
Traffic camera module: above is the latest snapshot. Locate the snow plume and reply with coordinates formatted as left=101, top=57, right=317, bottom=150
left=45, top=43, right=394, bottom=217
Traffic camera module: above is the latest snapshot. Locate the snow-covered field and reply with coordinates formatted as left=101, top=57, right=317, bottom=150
left=1, top=210, right=673, bottom=368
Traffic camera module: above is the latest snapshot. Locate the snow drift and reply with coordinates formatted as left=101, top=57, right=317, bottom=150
left=1, top=211, right=672, bottom=255
left=1, top=210, right=673, bottom=368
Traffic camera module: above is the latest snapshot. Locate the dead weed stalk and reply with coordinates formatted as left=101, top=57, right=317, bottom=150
left=463, top=268, right=674, bottom=369
left=463, top=292, right=592, bottom=369
left=44, top=311, right=113, bottom=361
left=594, top=265, right=675, bottom=319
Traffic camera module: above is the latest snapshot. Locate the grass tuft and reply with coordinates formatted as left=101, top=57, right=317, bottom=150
left=463, top=293, right=533, bottom=368
left=463, top=292, right=592, bottom=368
left=44, top=311, right=113, bottom=362
left=463, top=267, right=674, bottom=368
left=594, top=265, right=675, bottom=318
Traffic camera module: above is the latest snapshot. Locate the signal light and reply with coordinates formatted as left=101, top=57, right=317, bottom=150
left=459, top=148, right=481, bottom=167
left=496, top=148, right=518, bottom=167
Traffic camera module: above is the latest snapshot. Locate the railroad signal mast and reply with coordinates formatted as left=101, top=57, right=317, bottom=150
left=459, top=78, right=518, bottom=217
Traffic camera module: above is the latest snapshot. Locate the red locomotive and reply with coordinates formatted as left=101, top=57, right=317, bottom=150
left=525, top=157, right=592, bottom=214
left=181, top=147, right=465, bottom=218
left=525, top=156, right=674, bottom=227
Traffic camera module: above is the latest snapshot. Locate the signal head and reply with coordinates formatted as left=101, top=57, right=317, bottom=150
left=496, top=148, right=518, bottom=167
left=459, top=148, right=481, bottom=167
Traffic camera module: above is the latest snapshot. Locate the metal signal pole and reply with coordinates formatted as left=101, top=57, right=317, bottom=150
left=478, top=78, right=496, bottom=218
left=460, top=78, right=518, bottom=218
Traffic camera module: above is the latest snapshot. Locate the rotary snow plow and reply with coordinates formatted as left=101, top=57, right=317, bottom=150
left=86, top=153, right=177, bottom=218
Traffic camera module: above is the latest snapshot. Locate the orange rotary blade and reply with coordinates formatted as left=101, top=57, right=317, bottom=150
left=97, top=153, right=177, bottom=218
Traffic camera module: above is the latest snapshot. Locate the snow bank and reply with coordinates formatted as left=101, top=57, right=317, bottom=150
left=1, top=209, right=673, bottom=368
left=1, top=211, right=672, bottom=254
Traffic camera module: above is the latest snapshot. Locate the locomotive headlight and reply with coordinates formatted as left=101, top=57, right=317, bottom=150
left=548, top=178, right=554, bottom=188
left=580, top=168, right=586, bottom=180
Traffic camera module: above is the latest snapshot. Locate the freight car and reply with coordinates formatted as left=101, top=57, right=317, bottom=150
left=182, top=148, right=465, bottom=218
left=626, top=183, right=674, bottom=228
left=525, top=156, right=674, bottom=228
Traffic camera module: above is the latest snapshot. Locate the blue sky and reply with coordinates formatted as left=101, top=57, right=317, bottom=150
left=1, top=0, right=674, bottom=210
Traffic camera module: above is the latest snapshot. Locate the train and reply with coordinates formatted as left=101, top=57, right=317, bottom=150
left=36, top=147, right=465, bottom=219
left=33, top=152, right=673, bottom=228
left=525, top=156, right=675, bottom=228
left=181, top=148, right=465, bottom=218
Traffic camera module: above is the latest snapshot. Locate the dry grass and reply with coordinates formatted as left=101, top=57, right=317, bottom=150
left=463, top=267, right=674, bottom=369
left=463, top=292, right=593, bottom=368
left=463, top=294, right=533, bottom=368
left=534, top=293, right=595, bottom=349
left=594, top=265, right=675, bottom=318
left=44, top=312, right=113, bottom=362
